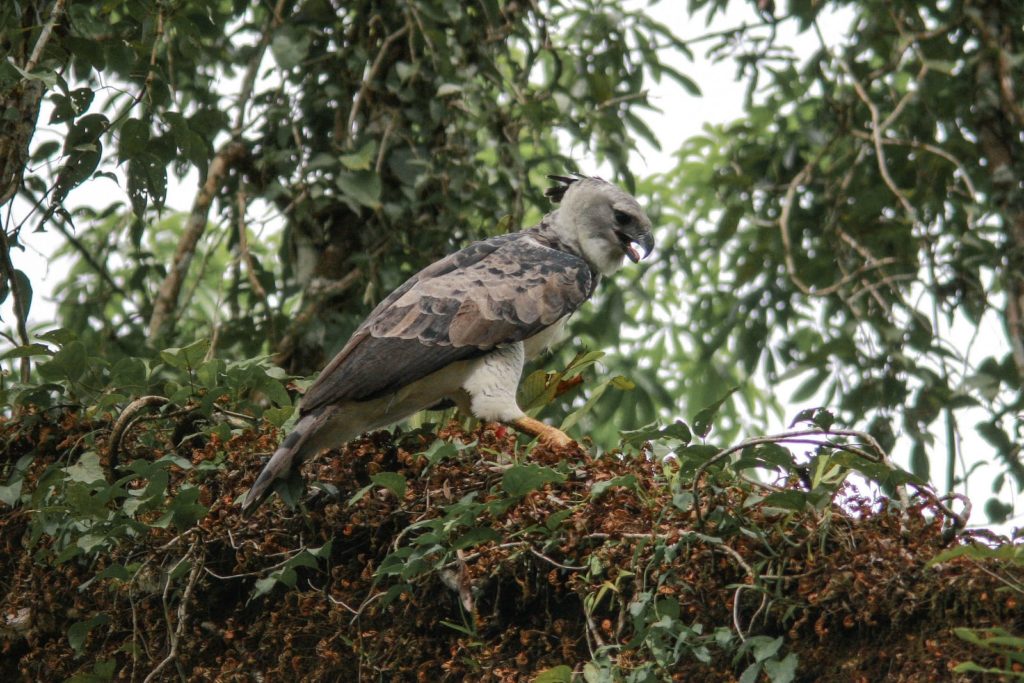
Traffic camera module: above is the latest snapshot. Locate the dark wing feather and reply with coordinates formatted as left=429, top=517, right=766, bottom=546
left=299, top=233, right=592, bottom=412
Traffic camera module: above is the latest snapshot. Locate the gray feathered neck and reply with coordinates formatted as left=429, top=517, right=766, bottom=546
left=526, top=174, right=604, bottom=264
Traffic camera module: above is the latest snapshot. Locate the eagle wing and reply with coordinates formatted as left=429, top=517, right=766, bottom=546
left=299, top=233, right=593, bottom=413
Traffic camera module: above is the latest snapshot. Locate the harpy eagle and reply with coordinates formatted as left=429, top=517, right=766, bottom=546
left=242, top=175, right=654, bottom=515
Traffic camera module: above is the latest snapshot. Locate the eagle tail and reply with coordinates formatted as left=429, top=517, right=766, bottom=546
left=241, top=410, right=327, bottom=517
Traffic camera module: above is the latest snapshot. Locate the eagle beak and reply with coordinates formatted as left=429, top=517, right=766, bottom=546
left=623, top=231, right=654, bottom=263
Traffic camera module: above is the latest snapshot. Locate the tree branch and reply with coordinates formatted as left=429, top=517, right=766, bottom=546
left=272, top=267, right=364, bottom=366
left=235, top=189, right=277, bottom=344
left=147, top=141, right=249, bottom=341
left=143, top=543, right=203, bottom=683
left=24, top=0, right=67, bottom=74
left=0, top=228, right=31, bottom=383
left=342, top=24, right=410, bottom=148
left=233, top=0, right=289, bottom=134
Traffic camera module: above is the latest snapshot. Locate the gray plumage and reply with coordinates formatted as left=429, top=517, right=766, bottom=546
left=242, top=175, right=654, bottom=515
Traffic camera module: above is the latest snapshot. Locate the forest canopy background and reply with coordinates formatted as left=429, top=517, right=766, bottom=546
left=2, top=0, right=1024, bottom=680
left=2, top=0, right=1023, bottom=527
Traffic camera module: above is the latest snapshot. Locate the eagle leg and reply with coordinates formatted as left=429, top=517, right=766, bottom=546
left=509, top=416, right=574, bottom=448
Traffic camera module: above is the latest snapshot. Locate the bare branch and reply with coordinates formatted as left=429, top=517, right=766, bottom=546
left=24, top=0, right=68, bottom=74
left=235, top=189, right=276, bottom=345
left=148, top=141, right=249, bottom=341
left=107, top=395, right=171, bottom=472
left=0, top=228, right=31, bottom=383
left=233, top=0, right=289, bottom=133
left=273, top=267, right=365, bottom=366
left=343, top=25, right=410, bottom=149
left=144, top=543, right=204, bottom=683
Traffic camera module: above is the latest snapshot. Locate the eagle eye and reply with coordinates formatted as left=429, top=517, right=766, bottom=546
left=613, top=209, right=632, bottom=227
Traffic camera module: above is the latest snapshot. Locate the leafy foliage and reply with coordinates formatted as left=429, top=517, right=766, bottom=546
left=639, top=0, right=1024, bottom=520
left=1, top=0, right=685, bottom=373
left=3, top=0, right=1024, bottom=678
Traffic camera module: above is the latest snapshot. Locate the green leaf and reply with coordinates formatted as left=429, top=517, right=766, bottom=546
left=501, top=464, right=566, bottom=497
left=118, top=118, right=150, bottom=163
left=752, top=635, right=783, bottom=662
left=452, top=527, right=502, bottom=549
left=308, top=541, right=333, bottom=559
left=164, top=487, right=208, bottom=529
left=270, top=27, right=311, bottom=70
left=339, top=141, right=377, bottom=170
left=196, top=358, right=223, bottom=388
left=422, top=439, right=459, bottom=467
left=97, top=564, right=133, bottom=582
left=758, top=490, right=809, bottom=512
left=0, top=343, right=52, bottom=360
left=545, top=508, right=573, bottom=531
left=0, top=479, right=23, bottom=506
left=111, top=356, right=147, bottom=387
left=370, top=472, right=407, bottom=499
left=66, top=659, right=116, bottom=683
left=789, top=407, right=835, bottom=431
left=926, top=542, right=1024, bottom=568
left=535, top=665, right=574, bottom=683
left=764, top=652, right=798, bottom=682
left=11, top=62, right=57, bottom=87
left=590, top=474, right=638, bottom=499
left=336, top=170, right=382, bottom=209
left=264, top=406, right=295, bottom=428
left=38, top=340, right=87, bottom=382
left=252, top=576, right=278, bottom=598
left=672, top=491, right=694, bottom=511
left=735, top=444, right=794, bottom=472
left=67, top=614, right=110, bottom=654
left=37, top=328, right=76, bottom=344
left=621, top=420, right=692, bottom=447
left=692, top=388, right=738, bottom=438
left=160, top=338, right=209, bottom=370
left=560, top=377, right=612, bottom=431
left=285, top=550, right=320, bottom=571
left=65, top=452, right=106, bottom=484
left=984, top=497, right=1013, bottom=523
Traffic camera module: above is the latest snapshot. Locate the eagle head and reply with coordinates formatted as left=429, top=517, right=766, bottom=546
left=546, top=175, right=654, bottom=276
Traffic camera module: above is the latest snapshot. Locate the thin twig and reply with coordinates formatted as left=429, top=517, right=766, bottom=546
left=142, top=9, right=165, bottom=109
left=823, top=39, right=917, bottom=218
left=107, top=395, right=171, bottom=473
left=584, top=609, right=608, bottom=650
left=0, top=228, right=31, bottom=383
left=24, top=0, right=68, bottom=73
left=343, top=25, right=410, bottom=148
left=148, top=141, right=249, bottom=340
left=529, top=547, right=586, bottom=572
left=144, top=543, right=203, bottom=683
left=732, top=585, right=748, bottom=642
left=203, top=545, right=306, bottom=580
left=713, top=543, right=756, bottom=580
left=53, top=220, right=130, bottom=298
left=234, top=0, right=288, bottom=133
left=235, top=188, right=276, bottom=343
left=849, top=130, right=978, bottom=200
left=777, top=160, right=816, bottom=297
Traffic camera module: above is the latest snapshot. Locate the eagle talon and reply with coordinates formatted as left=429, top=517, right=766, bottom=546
left=510, top=416, right=575, bottom=448
left=539, top=430, right=574, bottom=448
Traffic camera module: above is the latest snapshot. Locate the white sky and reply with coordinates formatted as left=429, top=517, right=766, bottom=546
left=2, top=1, right=1016, bottom=532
